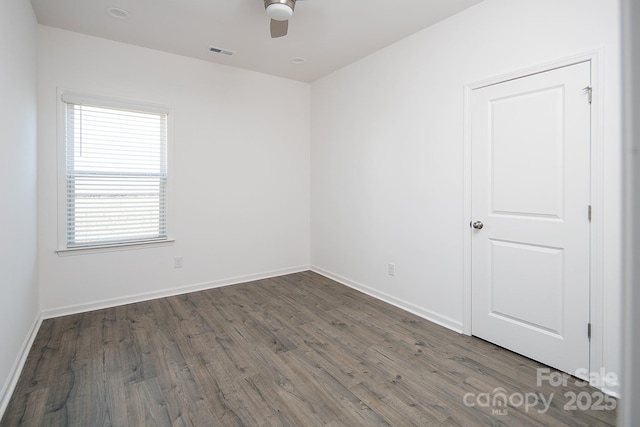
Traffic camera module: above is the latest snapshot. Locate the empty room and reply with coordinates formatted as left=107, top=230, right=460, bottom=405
left=2, top=0, right=637, bottom=425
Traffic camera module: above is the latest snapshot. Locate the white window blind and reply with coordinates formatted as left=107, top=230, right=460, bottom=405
left=63, top=97, right=168, bottom=248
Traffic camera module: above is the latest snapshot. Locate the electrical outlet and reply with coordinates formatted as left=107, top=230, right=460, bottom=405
left=174, top=256, right=183, bottom=268
left=388, top=263, right=395, bottom=276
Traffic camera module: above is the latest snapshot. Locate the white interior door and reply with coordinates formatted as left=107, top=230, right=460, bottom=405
left=471, top=61, right=591, bottom=376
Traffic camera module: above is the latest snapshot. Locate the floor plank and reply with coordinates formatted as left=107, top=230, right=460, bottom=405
left=1, top=271, right=617, bottom=426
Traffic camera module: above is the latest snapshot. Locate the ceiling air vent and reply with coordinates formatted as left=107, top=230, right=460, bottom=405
left=208, top=46, right=235, bottom=56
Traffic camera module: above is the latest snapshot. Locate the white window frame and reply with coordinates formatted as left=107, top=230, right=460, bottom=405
left=56, top=90, right=174, bottom=255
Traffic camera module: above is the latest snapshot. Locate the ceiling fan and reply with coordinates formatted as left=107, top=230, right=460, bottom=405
left=264, top=0, right=306, bottom=38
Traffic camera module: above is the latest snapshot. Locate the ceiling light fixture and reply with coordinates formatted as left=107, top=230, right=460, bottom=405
left=105, top=7, right=131, bottom=19
left=290, top=57, right=305, bottom=64
left=265, top=0, right=294, bottom=21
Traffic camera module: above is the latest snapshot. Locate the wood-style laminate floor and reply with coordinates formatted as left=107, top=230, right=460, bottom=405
left=2, top=271, right=617, bottom=426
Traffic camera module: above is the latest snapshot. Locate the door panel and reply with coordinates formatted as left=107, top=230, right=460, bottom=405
left=471, top=61, right=591, bottom=376
left=489, top=240, right=563, bottom=335
left=490, top=87, right=565, bottom=218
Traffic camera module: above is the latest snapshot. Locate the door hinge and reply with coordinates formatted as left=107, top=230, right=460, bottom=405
left=588, top=323, right=592, bottom=340
left=583, top=86, right=592, bottom=104
left=588, top=205, right=592, bottom=222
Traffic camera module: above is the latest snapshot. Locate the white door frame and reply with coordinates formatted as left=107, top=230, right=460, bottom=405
left=462, top=50, right=605, bottom=380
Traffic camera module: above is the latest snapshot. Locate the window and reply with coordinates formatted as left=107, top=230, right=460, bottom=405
left=61, top=93, right=169, bottom=249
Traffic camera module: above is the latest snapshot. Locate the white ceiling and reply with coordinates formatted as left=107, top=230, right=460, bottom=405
left=30, top=0, right=484, bottom=82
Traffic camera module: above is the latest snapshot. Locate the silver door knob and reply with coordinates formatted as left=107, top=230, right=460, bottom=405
left=471, top=221, right=484, bottom=230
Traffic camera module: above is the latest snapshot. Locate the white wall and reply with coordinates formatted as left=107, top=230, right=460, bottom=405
left=38, top=26, right=310, bottom=315
left=0, top=0, right=40, bottom=415
left=311, top=0, right=621, bottom=394
left=621, top=0, right=640, bottom=423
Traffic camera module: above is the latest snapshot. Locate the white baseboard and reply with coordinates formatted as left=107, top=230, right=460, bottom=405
left=311, top=266, right=463, bottom=333
left=41, top=265, right=310, bottom=319
left=0, top=311, right=43, bottom=420
left=601, top=381, right=621, bottom=399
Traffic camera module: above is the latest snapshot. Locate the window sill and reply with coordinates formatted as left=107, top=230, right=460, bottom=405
left=56, top=239, right=175, bottom=256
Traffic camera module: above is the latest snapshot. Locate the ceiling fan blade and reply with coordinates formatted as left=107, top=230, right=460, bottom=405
left=270, top=19, right=288, bottom=38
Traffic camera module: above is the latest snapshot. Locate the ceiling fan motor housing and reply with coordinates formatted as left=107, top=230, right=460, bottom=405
left=264, top=0, right=296, bottom=21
